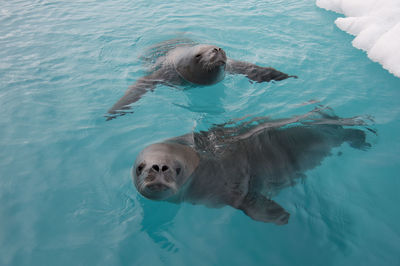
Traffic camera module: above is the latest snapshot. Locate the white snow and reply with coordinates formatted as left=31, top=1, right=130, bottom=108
left=316, top=0, right=400, bottom=78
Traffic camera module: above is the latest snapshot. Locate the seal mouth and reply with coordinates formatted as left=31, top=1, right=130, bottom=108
left=139, top=181, right=175, bottom=200
left=215, top=60, right=226, bottom=67
left=145, top=183, right=170, bottom=192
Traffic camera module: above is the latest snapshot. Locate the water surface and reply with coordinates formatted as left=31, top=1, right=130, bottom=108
left=1, top=0, right=400, bottom=265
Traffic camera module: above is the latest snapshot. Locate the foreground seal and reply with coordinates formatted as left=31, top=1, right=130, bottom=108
left=132, top=108, right=374, bottom=225
left=107, top=41, right=297, bottom=119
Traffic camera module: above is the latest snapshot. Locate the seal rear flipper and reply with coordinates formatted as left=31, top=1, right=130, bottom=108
left=238, top=194, right=290, bottom=225
left=344, top=128, right=371, bottom=150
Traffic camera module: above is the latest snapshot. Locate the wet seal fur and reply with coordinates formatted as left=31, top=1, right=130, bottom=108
left=107, top=40, right=297, bottom=119
left=132, top=107, right=375, bottom=225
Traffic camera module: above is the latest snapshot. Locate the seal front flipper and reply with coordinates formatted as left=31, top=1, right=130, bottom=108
left=106, top=72, right=162, bottom=119
left=239, top=194, right=290, bottom=225
left=226, top=59, right=297, bottom=83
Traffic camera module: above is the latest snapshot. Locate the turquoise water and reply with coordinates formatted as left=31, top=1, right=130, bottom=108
left=1, top=0, right=400, bottom=265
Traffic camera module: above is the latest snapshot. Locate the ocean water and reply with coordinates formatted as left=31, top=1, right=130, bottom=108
left=1, top=0, right=399, bottom=265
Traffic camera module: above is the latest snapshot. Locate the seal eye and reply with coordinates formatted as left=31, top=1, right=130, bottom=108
left=195, top=53, right=201, bottom=58
left=136, top=163, right=145, bottom=176
left=176, top=168, right=181, bottom=175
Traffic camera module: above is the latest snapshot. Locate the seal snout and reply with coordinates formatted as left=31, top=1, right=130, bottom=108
left=212, top=47, right=227, bottom=66
left=139, top=162, right=177, bottom=198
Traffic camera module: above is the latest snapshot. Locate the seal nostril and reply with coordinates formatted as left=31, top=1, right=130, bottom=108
left=213, top=48, right=218, bottom=52
left=152, top=164, right=159, bottom=172
left=161, top=165, right=169, bottom=172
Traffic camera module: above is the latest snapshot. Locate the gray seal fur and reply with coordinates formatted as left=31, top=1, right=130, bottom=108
left=107, top=41, right=297, bottom=119
left=132, top=108, right=374, bottom=225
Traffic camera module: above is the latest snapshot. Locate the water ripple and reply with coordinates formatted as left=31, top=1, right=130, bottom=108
left=1, top=0, right=400, bottom=265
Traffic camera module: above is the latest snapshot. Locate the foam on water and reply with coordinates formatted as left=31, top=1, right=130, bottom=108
left=316, top=0, right=400, bottom=78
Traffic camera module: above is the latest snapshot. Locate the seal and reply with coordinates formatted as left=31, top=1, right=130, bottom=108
left=132, top=108, right=374, bottom=225
left=107, top=41, right=297, bottom=119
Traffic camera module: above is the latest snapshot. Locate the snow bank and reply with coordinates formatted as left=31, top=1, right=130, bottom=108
left=316, top=0, right=400, bottom=78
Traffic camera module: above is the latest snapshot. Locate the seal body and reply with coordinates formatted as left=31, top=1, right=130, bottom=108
left=133, top=109, right=373, bottom=225
left=107, top=41, right=297, bottom=119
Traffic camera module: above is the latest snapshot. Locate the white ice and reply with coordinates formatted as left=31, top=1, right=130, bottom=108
left=316, top=0, right=400, bottom=78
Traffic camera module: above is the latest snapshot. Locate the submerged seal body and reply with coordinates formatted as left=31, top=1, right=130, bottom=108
left=107, top=41, right=297, bottom=119
left=132, top=108, right=374, bottom=225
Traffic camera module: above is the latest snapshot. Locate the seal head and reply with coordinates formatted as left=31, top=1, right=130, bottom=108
left=133, top=142, right=199, bottom=201
left=173, top=44, right=227, bottom=85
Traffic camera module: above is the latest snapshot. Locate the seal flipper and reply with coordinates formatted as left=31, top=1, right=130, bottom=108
left=239, top=194, right=290, bottom=225
left=106, top=71, right=162, bottom=120
left=344, top=128, right=371, bottom=150
left=226, top=59, right=297, bottom=83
